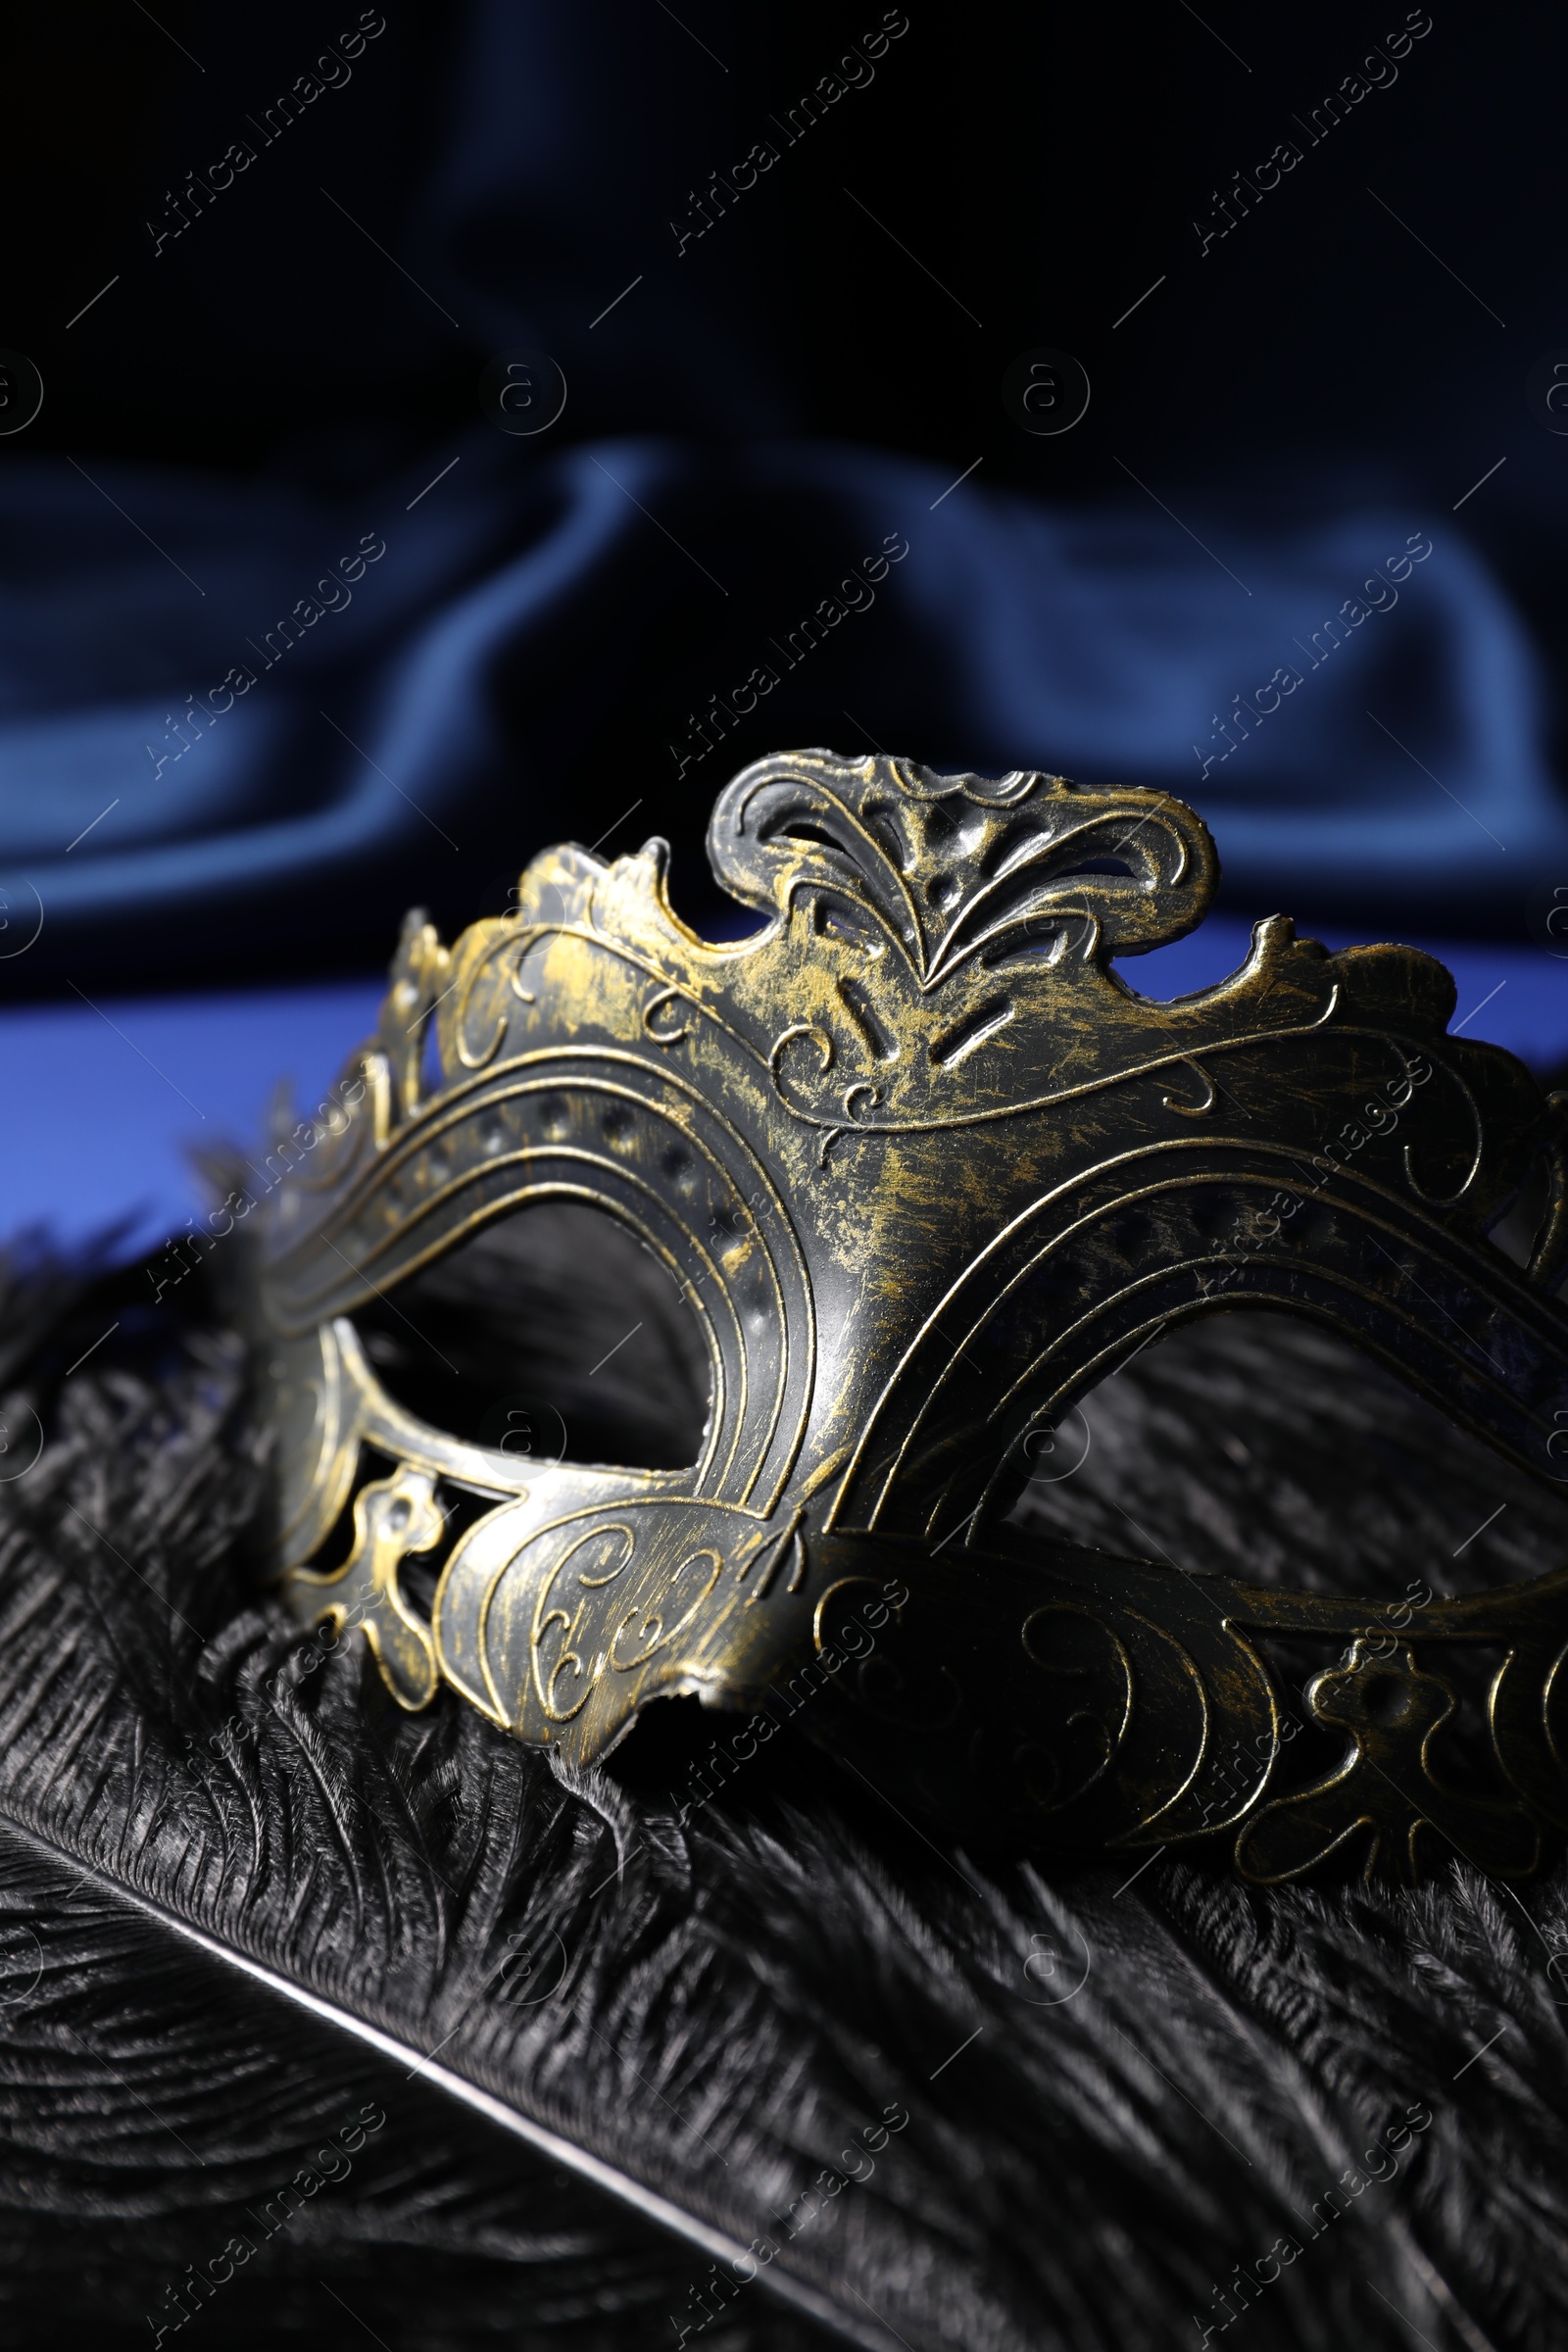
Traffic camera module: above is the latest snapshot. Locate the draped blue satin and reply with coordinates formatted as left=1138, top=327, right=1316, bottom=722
left=2, top=433, right=1561, bottom=930
left=1, top=0, right=1565, bottom=1245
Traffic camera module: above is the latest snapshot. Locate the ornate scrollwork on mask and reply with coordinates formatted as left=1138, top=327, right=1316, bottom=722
left=248, top=751, right=1568, bottom=1883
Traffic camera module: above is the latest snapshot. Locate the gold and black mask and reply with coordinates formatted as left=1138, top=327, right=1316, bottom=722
left=247, top=750, right=1568, bottom=1885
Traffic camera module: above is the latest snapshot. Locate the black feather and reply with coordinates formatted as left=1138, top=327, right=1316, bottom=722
left=2, top=1224, right=1567, bottom=2352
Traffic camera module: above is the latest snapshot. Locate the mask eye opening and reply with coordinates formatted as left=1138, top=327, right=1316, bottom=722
left=1001, top=1305, right=1556, bottom=1604
left=348, top=1199, right=714, bottom=1473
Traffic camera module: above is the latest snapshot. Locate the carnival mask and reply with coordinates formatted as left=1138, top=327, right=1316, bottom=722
left=247, top=751, right=1568, bottom=1884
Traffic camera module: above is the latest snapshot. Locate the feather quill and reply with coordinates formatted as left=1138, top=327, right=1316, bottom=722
left=2, top=1232, right=1568, bottom=2350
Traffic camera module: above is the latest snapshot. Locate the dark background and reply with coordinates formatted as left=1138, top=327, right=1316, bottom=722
left=0, top=0, right=1562, bottom=988
left=7, top=2, right=1536, bottom=490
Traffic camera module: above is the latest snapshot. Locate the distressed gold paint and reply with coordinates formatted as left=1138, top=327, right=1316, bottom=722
left=249, top=752, right=1568, bottom=1882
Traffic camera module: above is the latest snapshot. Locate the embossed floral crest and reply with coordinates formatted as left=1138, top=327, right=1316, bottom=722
left=248, top=751, right=1568, bottom=1883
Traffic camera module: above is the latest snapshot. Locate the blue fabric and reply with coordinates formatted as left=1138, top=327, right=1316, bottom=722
left=3, top=438, right=1561, bottom=940
left=0, top=983, right=383, bottom=1256
left=0, top=0, right=1565, bottom=1034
